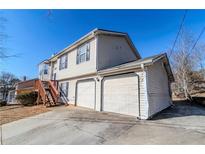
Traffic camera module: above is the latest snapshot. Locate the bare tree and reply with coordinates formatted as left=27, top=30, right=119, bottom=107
left=0, top=15, right=8, bottom=59
left=196, top=45, right=205, bottom=78
left=0, top=14, right=19, bottom=60
left=170, top=30, right=205, bottom=99
left=0, top=72, right=20, bottom=100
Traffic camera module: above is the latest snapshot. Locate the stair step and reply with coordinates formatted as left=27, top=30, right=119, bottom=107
left=37, top=80, right=58, bottom=107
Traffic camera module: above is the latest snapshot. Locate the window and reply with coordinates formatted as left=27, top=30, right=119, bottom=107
left=44, top=70, right=48, bottom=74
left=41, top=64, right=48, bottom=75
left=60, top=82, right=69, bottom=97
left=44, top=64, right=48, bottom=74
left=59, top=54, right=68, bottom=70
left=76, top=42, right=90, bottom=64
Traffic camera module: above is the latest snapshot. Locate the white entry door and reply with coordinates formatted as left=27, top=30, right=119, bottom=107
left=76, top=79, right=95, bottom=109
left=102, top=73, right=139, bottom=117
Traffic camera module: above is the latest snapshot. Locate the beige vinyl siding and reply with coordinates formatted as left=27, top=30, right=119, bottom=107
left=137, top=71, right=149, bottom=119
left=58, top=79, right=76, bottom=105
left=146, top=61, right=172, bottom=117
left=51, top=61, right=58, bottom=80
left=97, top=35, right=138, bottom=70
left=55, top=38, right=97, bottom=80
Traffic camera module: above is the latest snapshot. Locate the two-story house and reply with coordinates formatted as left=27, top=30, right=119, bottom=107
left=39, top=28, right=174, bottom=119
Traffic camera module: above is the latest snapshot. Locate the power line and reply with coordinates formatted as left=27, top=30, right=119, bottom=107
left=184, top=25, right=205, bottom=60
left=169, top=10, right=188, bottom=58
left=189, top=26, right=205, bottom=53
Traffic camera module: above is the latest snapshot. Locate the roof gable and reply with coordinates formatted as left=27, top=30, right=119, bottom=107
left=47, top=28, right=141, bottom=61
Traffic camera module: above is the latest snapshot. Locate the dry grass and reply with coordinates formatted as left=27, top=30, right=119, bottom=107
left=194, top=92, right=205, bottom=97
left=0, top=105, right=51, bottom=125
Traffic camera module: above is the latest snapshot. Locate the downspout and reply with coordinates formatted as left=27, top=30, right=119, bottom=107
left=100, top=76, right=104, bottom=111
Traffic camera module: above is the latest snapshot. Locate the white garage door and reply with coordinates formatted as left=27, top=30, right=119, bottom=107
left=77, top=79, right=95, bottom=109
left=102, top=73, right=139, bottom=117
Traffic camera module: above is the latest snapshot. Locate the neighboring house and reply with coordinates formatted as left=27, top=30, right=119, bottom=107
left=0, top=84, right=5, bottom=100
left=0, top=84, right=16, bottom=102
left=7, top=90, right=17, bottom=104
left=38, top=28, right=174, bottom=119
left=0, top=88, right=3, bottom=100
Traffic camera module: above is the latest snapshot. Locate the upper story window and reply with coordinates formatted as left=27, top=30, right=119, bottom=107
left=59, top=54, right=68, bottom=70
left=43, top=64, right=48, bottom=74
left=76, top=42, right=90, bottom=64
left=39, top=63, right=48, bottom=75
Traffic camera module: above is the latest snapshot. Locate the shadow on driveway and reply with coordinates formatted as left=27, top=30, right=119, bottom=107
left=152, top=100, right=205, bottom=120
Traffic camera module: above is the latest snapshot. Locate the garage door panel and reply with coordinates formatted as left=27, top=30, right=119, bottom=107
left=103, top=73, right=139, bottom=117
left=77, top=80, right=95, bottom=109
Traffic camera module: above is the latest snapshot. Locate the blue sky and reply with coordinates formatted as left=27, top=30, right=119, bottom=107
left=1, top=10, right=205, bottom=79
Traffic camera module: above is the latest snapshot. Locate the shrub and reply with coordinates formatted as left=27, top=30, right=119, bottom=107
left=0, top=100, right=7, bottom=107
left=16, top=91, right=38, bottom=106
left=192, top=97, right=205, bottom=106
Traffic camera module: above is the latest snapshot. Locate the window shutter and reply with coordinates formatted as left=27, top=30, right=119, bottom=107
left=65, top=55, right=68, bottom=68
left=86, top=43, right=90, bottom=61
left=60, top=83, right=63, bottom=97
left=66, top=82, right=69, bottom=97
left=76, top=49, right=79, bottom=64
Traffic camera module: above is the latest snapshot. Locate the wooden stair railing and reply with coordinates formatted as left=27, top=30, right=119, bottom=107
left=35, top=80, right=47, bottom=105
left=48, top=80, right=59, bottom=103
left=34, top=79, right=59, bottom=107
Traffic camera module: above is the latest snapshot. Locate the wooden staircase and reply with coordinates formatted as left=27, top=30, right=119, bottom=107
left=35, top=80, right=59, bottom=107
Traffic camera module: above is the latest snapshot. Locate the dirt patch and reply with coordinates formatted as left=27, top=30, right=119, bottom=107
left=0, top=105, right=51, bottom=125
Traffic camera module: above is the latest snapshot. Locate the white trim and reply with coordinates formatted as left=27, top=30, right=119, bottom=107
left=141, top=70, right=150, bottom=119
left=94, top=76, right=102, bottom=111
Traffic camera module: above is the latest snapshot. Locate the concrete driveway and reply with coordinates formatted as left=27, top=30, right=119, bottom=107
left=1, top=102, right=205, bottom=144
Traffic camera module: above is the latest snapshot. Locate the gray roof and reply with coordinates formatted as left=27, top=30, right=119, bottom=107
left=99, top=53, right=165, bottom=70
left=98, top=53, right=174, bottom=82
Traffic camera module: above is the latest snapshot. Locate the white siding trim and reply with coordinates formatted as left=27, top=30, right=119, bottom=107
left=95, top=76, right=102, bottom=111
left=140, top=70, right=149, bottom=119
